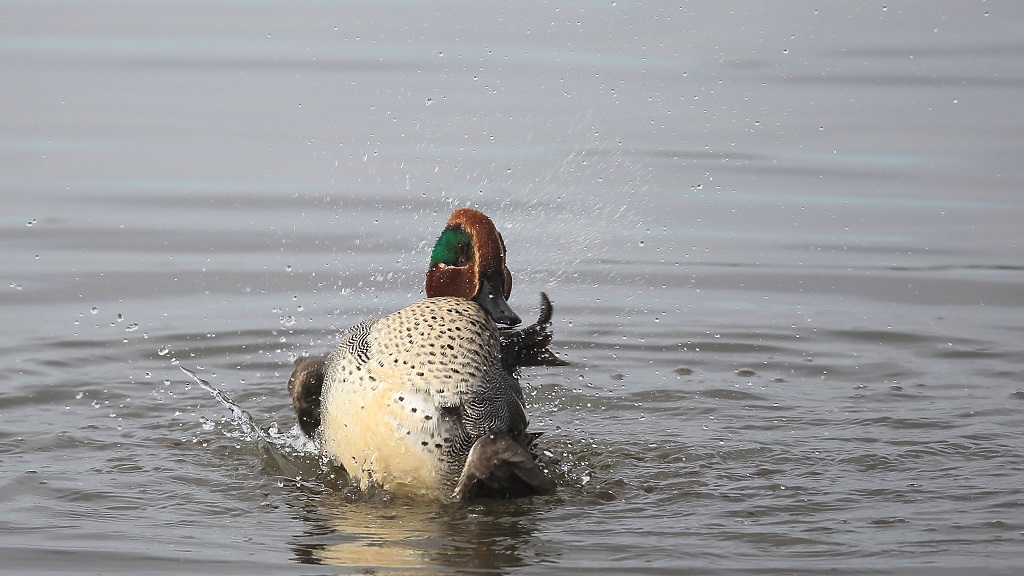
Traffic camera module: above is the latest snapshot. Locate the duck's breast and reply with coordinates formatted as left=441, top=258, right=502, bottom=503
left=320, top=297, right=506, bottom=494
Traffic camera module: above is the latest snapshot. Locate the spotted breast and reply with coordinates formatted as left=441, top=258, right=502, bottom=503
left=320, top=297, right=546, bottom=499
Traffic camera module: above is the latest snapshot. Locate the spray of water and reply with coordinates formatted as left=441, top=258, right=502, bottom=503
left=179, top=365, right=326, bottom=484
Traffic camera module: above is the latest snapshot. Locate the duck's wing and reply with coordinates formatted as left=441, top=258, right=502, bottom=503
left=288, top=317, right=378, bottom=437
left=499, top=292, right=568, bottom=372
left=451, top=432, right=557, bottom=500
left=288, top=355, right=326, bottom=437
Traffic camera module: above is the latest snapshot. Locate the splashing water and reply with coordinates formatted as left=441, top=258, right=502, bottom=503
left=180, top=366, right=271, bottom=443
left=179, top=366, right=321, bottom=480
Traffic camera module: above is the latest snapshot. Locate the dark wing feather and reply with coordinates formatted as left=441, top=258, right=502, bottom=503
left=499, top=292, right=568, bottom=373
left=287, top=356, right=325, bottom=437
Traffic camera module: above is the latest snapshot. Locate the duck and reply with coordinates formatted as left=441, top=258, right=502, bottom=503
left=288, top=208, right=561, bottom=500
left=289, top=292, right=560, bottom=438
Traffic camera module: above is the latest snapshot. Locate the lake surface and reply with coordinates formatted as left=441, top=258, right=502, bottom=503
left=2, top=1, right=1024, bottom=574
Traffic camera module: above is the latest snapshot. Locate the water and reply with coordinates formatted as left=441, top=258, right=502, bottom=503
left=3, top=1, right=1024, bottom=574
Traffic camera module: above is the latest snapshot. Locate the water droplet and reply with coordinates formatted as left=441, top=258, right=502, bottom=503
left=27, top=219, right=36, bottom=226
left=90, top=306, right=99, bottom=315
left=125, top=322, right=139, bottom=332
left=158, top=346, right=169, bottom=356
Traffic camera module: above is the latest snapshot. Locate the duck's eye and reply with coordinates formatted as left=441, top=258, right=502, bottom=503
left=430, top=226, right=474, bottom=269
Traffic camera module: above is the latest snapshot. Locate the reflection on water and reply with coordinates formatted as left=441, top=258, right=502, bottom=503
left=290, top=495, right=544, bottom=573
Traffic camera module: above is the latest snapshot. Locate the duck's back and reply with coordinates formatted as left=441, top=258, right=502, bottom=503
left=320, top=296, right=529, bottom=496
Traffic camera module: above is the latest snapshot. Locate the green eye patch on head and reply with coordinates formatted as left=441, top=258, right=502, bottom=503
left=430, top=225, right=473, bottom=267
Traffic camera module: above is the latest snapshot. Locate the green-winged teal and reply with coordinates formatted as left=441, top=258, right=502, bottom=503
left=288, top=208, right=562, bottom=500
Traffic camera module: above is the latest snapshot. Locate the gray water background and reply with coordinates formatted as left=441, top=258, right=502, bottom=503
left=2, top=1, right=1023, bottom=574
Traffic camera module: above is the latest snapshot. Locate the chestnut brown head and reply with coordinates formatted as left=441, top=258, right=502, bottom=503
left=426, top=208, right=520, bottom=326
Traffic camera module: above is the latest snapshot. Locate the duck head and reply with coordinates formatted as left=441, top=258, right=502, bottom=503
left=426, top=208, right=521, bottom=327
